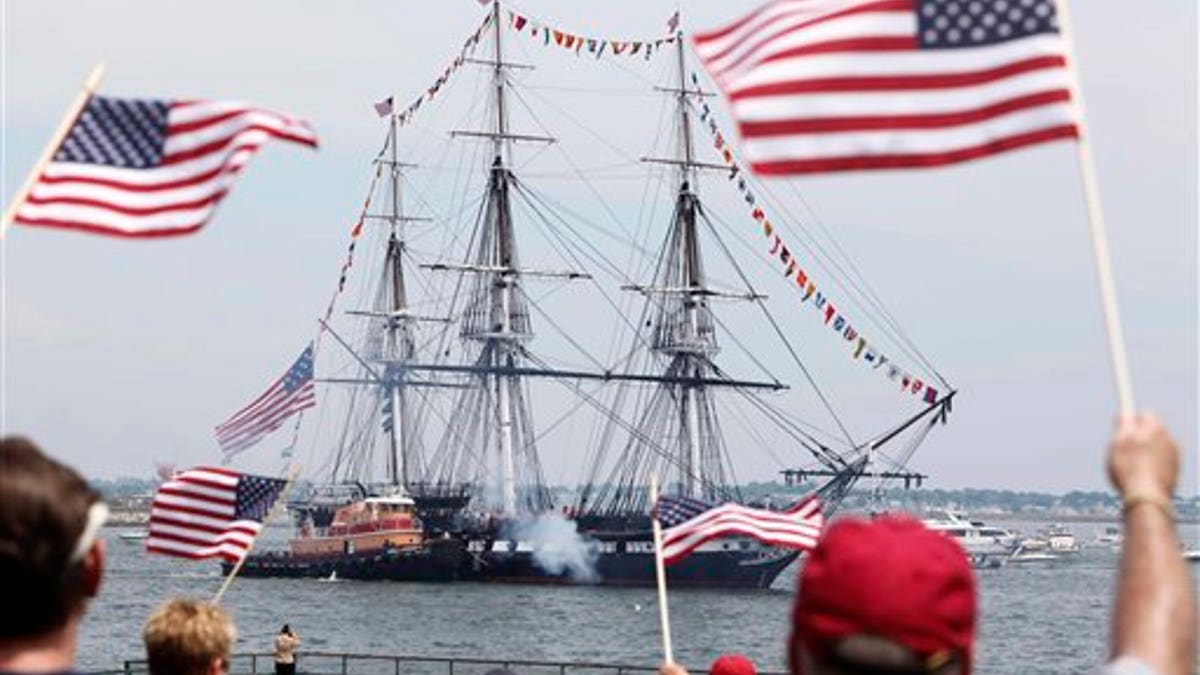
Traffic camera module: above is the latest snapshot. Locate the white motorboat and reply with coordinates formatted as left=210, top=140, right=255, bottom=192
left=1092, top=525, right=1123, bottom=549
left=118, top=528, right=149, bottom=542
left=1018, top=536, right=1048, bottom=552
left=923, top=510, right=1019, bottom=567
left=1009, top=548, right=1059, bottom=564
left=1044, top=524, right=1081, bottom=555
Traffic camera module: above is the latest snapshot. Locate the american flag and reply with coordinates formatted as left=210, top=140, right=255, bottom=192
left=656, top=494, right=824, bottom=565
left=693, top=0, right=1080, bottom=175
left=215, top=343, right=316, bottom=458
left=13, top=96, right=317, bottom=237
left=146, top=466, right=287, bottom=563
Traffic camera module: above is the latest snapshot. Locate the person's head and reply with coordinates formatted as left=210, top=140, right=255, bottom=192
left=790, top=516, right=976, bottom=675
left=143, top=598, right=235, bottom=675
left=0, top=436, right=106, bottom=653
left=280, top=624, right=290, bottom=635
left=710, top=654, right=757, bottom=675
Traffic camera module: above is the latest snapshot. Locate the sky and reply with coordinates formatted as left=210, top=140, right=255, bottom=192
left=1, top=0, right=1196, bottom=496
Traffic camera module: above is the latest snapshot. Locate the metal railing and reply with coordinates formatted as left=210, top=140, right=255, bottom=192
left=118, top=652, right=785, bottom=675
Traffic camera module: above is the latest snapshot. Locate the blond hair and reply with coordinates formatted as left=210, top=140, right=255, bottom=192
left=143, top=598, right=235, bottom=675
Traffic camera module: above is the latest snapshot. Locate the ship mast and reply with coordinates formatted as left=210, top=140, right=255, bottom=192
left=490, top=0, right=518, bottom=515
left=386, top=116, right=413, bottom=487
left=674, top=37, right=705, bottom=499
left=441, top=1, right=561, bottom=515
left=642, top=34, right=720, bottom=500
left=357, top=116, right=433, bottom=489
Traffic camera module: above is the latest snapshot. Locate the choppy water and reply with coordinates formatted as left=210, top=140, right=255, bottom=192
left=80, top=521, right=1200, bottom=675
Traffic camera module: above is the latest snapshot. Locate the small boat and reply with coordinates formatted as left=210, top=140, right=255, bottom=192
left=118, top=529, right=150, bottom=542
left=1181, top=548, right=1200, bottom=563
left=1044, top=524, right=1081, bottom=556
left=1018, top=536, right=1048, bottom=552
left=1092, top=525, right=1122, bottom=548
left=1008, top=542, right=1060, bottom=564
left=923, top=510, right=1019, bottom=567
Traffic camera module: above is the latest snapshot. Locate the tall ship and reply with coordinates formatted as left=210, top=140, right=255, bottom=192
left=227, top=3, right=954, bottom=589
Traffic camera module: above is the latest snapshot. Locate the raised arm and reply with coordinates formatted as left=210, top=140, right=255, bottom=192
left=1106, top=413, right=1196, bottom=675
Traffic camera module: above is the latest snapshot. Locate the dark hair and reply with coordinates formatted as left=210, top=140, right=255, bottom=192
left=281, top=624, right=291, bottom=634
left=0, top=436, right=101, bottom=640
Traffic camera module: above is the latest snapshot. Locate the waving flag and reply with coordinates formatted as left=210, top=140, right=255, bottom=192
left=215, top=343, right=316, bottom=458
left=656, top=494, right=823, bottom=565
left=693, top=0, right=1080, bottom=174
left=11, top=96, right=317, bottom=237
left=146, top=467, right=287, bottom=563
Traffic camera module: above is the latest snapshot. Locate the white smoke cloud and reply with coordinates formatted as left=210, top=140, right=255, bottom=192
left=505, top=513, right=600, bottom=583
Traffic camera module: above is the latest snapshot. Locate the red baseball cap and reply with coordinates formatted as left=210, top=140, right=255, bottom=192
left=790, top=515, right=976, bottom=674
left=709, top=654, right=757, bottom=675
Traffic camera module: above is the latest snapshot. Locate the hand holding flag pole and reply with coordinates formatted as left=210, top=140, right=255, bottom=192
left=211, top=466, right=302, bottom=604
left=1051, top=0, right=1136, bottom=415
left=649, top=474, right=675, bottom=665
left=1, top=62, right=106, bottom=238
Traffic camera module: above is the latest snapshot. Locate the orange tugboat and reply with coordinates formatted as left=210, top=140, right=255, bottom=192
left=226, top=491, right=464, bottom=581
left=291, top=494, right=422, bottom=557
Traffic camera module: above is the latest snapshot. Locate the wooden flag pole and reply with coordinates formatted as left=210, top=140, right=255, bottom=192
left=1052, top=0, right=1136, bottom=414
left=1, top=62, right=106, bottom=238
left=212, top=467, right=302, bottom=604
left=649, top=474, right=675, bottom=665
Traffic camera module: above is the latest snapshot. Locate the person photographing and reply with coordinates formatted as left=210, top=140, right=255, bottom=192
left=274, top=624, right=300, bottom=675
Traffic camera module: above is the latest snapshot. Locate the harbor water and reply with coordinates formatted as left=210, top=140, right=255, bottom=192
left=83, top=522, right=1200, bottom=675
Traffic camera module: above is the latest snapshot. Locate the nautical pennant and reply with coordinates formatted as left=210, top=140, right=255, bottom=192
left=687, top=71, right=943, bottom=405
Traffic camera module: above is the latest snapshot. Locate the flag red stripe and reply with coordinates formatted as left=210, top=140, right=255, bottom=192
left=215, top=387, right=314, bottom=443
left=693, top=1, right=777, bottom=44
left=216, top=400, right=315, bottom=454
left=741, top=89, right=1071, bottom=135
left=756, top=35, right=918, bottom=66
left=172, top=473, right=237, bottom=493
left=150, top=514, right=258, bottom=537
left=147, top=528, right=254, bottom=550
left=215, top=379, right=285, bottom=433
left=25, top=190, right=228, bottom=217
left=706, top=0, right=913, bottom=72
left=662, top=511, right=823, bottom=546
left=35, top=145, right=260, bottom=192
left=10, top=217, right=207, bottom=239
left=167, top=109, right=293, bottom=136
left=155, top=485, right=235, bottom=508
left=729, top=55, right=1068, bottom=99
left=662, top=528, right=818, bottom=565
left=192, top=466, right=242, bottom=477
left=750, top=124, right=1079, bottom=174
left=147, top=500, right=236, bottom=521
left=162, top=126, right=317, bottom=165
left=146, top=544, right=242, bottom=563
left=663, top=501, right=822, bottom=533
